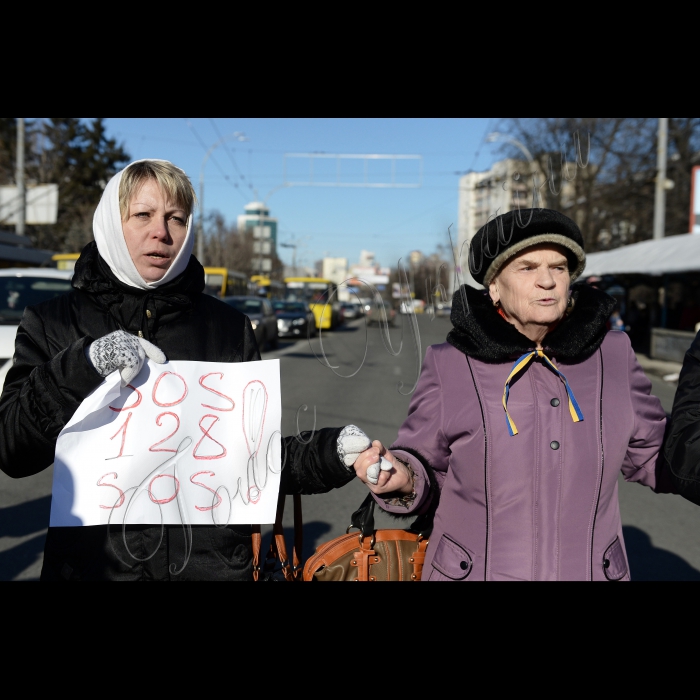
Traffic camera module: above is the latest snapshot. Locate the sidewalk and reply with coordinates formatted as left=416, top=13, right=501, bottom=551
left=635, top=352, right=682, bottom=382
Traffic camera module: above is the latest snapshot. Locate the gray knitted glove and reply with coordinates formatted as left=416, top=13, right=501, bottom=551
left=336, top=425, right=392, bottom=483
left=337, top=425, right=371, bottom=471
left=86, top=330, right=166, bottom=386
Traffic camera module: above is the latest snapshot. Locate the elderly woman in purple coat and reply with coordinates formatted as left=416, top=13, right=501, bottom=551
left=353, top=208, right=676, bottom=581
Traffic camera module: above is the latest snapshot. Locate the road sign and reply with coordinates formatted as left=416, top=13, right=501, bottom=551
left=691, top=166, right=700, bottom=234
left=283, top=153, right=422, bottom=188
left=0, top=184, right=58, bottom=225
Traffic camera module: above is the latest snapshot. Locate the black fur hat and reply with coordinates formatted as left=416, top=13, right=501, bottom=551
left=468, top=208, right=585, bottom=287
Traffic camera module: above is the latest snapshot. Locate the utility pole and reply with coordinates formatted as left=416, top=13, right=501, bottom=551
left=198, top=176, right=205, bottom=262
left=15, top=118, right=25, bottom=237
left=280, top=241, right=297, bottom=276
left=653, top=118, right=668, bottom=240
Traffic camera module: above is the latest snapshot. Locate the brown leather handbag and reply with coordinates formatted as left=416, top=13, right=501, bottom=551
left=302, top=493, right=435, bottom=581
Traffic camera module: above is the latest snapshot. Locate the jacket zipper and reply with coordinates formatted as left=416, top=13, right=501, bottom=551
left=589, top=347, right=605, bottom=581
left=467, top=356, right=489, bottom=581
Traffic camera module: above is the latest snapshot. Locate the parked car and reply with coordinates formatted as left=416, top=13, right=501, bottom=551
left=365, top=300, right=397, bottom=327
left=0, top=268, right=74, bottom=390
left=223, top=296, right=279, bottom=350
left=340, top=301, right=363, bottom=320
left=435, top=301, right=452, bottom=317
left=399, top=299, right=425, bottom=314
left=272, top=300, right=316, bottom=339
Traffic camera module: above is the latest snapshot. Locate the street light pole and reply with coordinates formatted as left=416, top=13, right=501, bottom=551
left=653, top=117, right=668, bottom=240
left=15, top=118, right=25, bottom=237
left=263, top=183, right=288, bottom=206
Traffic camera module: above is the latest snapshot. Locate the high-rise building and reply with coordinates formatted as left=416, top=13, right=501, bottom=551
left=237, top=202, right=278, bottom=274
left=359, top=250, right=375, bottom=268
left=321, top=257, right=348, bottom=285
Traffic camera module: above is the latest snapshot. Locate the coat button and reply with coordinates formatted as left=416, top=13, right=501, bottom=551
left=146, top=309, right=152, bottom=319
left=460, top=561, right=469, bottom=570
left=604, top=559, right=610, bottom=568
left=550, top=441, right=560, bottom=450
left=550, top=398, right=560, bottom=407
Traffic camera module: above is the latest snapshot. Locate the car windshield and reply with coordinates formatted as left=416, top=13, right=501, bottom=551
left=0, top=276, right=72, bottom=324
left=226, top=298, right=262, bottom=314
left=273, top=302, right=307, bottom=313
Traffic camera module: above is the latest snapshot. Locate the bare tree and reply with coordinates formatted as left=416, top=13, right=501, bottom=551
left=202, top=211, right=284, bottom=281
left=495, top=117, right=700, bottom=251
left=0, top=118, right=129, bottom=250
left=203, top=212, right=258, bottom=273
left=666, top=117, right=700, bottom=235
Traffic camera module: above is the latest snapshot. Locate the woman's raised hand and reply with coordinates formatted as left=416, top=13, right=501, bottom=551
left=354, top=440, right=414, bottom=496
left=86, top=330, right=167, bottom=387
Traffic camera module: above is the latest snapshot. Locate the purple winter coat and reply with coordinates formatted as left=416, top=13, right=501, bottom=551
left=376, top=285, right=671, bottom=581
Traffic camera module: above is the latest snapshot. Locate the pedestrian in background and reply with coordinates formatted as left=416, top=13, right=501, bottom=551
left=0, top=159, right=368, bottom=581
left=354, top=208, right=677, bottom=581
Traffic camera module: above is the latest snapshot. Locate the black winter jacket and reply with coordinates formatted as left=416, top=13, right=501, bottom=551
left=0, top=242, right=354, bottom=580
left=665, top=330, right=700, bottom=505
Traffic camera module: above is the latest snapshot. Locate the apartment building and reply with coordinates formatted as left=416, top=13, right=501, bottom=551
left=237, top=201, right=278, bottom=274
left=456, top=158, right=574, bottom=287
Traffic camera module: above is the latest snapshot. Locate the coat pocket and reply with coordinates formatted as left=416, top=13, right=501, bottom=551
left=207, top=525, right=252, bottom=571
left=429, top=534, right=473, bottom=580
left=602, top=536, right=628, bottom=581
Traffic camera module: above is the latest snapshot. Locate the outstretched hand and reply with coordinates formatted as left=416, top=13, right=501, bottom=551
left=354, top=440, right=414, bottom=496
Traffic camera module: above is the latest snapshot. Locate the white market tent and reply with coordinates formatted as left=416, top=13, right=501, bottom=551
left=583, top=233, right=700, bottom=277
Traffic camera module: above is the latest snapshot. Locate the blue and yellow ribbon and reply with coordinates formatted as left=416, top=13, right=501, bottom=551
left=502, top=349, right=584, bottom=436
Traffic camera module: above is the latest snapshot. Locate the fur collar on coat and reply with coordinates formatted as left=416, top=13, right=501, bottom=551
left=446, top=283, right=616, bottom=364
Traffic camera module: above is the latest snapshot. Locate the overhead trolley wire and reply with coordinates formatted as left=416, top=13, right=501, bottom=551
left=208, top=118, right=257, bottom=199
left=184, top=119, right=249, bottom=205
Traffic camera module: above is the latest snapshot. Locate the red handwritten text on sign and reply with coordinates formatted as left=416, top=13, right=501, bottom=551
left=152, top=371, right=188, bottom=407
left=51, top=358, right=281, bottom=529
left=149, top=412, right=180, bottom=453
left=199, top=373, right=235, bottom=412
left=100, top=370, right=270, bottom=514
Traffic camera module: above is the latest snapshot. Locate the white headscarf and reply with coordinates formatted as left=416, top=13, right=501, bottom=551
left=92, top=159, right=195, bottom=290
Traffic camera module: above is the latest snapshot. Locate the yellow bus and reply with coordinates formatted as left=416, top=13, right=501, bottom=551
left=250, top=275, right=285, bottom=299
left=203, top=268, right=250, bottom=298
left=284, top=277, right=341, bottom=330
left=52, top=253, right=80, bottom=271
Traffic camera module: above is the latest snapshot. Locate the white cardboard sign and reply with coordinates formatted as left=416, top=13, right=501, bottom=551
left=50, top=359, right=282, bottom=527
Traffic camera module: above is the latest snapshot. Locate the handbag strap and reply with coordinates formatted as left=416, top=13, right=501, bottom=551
left=252, top=524, right=262, bottom=581
left=252, top=492, right=303, bottom=581
left=348, top=492, right=376, bottom=537
left=408, top=493, right=439, bottom=538
left=292, top=492, right=303, bottom=575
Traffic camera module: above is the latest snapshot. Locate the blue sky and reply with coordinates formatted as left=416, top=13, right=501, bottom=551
left=102, top=118, right=504, bottom=271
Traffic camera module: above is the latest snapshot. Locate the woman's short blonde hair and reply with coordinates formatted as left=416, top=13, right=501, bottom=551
left=119, top=160, right=197, bottom=221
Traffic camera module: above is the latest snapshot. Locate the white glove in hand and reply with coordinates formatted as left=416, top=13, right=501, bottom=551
left=337, top=425, right=372, bottom=472
left=86, top=330, right=166, bottom=386
left=366, top=457, right=393, bottom=485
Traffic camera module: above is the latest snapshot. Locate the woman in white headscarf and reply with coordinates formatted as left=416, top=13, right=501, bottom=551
left=0, top=159, right=369, bottom=581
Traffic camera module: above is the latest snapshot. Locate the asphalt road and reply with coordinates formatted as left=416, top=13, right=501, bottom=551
left=2, top=314, right=699, bottom=581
